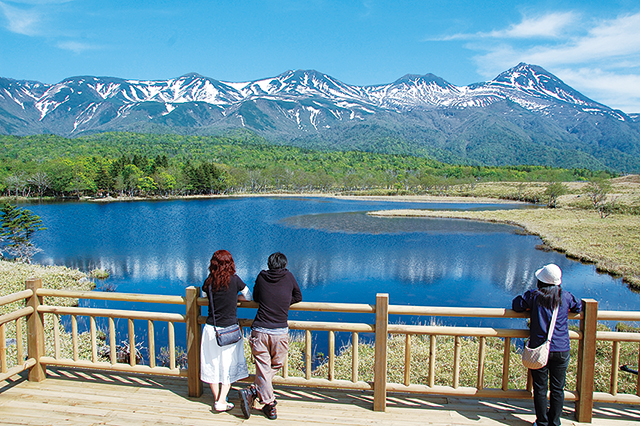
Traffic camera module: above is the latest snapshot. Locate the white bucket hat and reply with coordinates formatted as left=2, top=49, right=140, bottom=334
left=535, top=264, right=562, bottom=285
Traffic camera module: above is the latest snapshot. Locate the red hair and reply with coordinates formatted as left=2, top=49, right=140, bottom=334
left=203, top=250, right=235, bottom=292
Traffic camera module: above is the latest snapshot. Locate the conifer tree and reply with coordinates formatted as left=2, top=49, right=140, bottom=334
left=0, top=203, right=46, bottom=263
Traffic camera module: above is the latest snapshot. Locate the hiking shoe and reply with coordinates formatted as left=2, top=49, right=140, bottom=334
left=239, top=386, right=256, bottom=419
left=262, top=402, right=277, bottom=420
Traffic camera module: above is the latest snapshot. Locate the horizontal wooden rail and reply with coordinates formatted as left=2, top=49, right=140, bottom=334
left=235, top=317, right=376, bottom=333
left=387, top=323, right=581, bottom=339
left=231, top=299, right=377, bottom=314
left=40, top=356, right=188, bottom=376
left=592, top=392, right=640, bottom=405
left=271, top=375, right=373, bottom=390
left=37, top=288, right=185, bottom=304
left=37, top=305, right=185, bottom=322
left=0, top=289, right=33, bottom=306
left=596, top=331, right=640, bottom=342
left=288, top=320, right=374, bottom=333
left=597, top=310, right=640, bottom=321
left=387, top=305, right=581, bottom=320
left=0, top=307, right=34, bottom=326
left=0, top=358, right=36, bottom=382
left=389, top=306, right=525, bottom=318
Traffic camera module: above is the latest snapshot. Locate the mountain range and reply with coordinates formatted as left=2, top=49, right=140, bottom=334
left=2, top=63, right=640, bottom=173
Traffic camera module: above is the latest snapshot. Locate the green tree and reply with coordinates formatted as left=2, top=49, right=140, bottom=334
left=585, top=178, right=611, bottom=209
left=543, top=182, right=567, bottom=208
left=0, top=203, right=46, bottom=263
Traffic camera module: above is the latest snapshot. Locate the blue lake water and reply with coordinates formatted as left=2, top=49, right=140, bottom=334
left=24, top=196, right=639, bottom=358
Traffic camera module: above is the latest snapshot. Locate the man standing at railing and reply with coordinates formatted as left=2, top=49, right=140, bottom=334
left=239, top=252, right=302, bottom=420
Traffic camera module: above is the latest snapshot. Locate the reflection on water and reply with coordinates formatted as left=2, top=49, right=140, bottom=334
left=25, top=197, right=639, bottom=354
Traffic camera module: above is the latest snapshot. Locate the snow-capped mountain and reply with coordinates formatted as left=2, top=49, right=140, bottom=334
left=2, top=63, right=640, bottom=172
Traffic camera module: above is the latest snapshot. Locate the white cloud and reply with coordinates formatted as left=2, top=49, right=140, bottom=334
left=518, top=13, right=640, bottom=67
left=558, top=68, right=640, bottom=113
left=461, top=11, right=640, bottom=113
left=437, top=12, right=577, bottom=41
left=56, top=40, right=99, bottom=54
left=0, top=1, right=41, bottom=35
left=487, top=12, right=577, bottom=39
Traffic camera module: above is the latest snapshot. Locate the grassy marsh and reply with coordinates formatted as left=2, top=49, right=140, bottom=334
left=369, top=176, right=640, bottom=288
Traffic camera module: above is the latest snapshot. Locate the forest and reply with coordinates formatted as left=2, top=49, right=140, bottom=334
left=0, top=132, right=613, bottom=199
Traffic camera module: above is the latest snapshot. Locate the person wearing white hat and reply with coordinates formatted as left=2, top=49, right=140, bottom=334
left=512, top=264, right=582, bottom=426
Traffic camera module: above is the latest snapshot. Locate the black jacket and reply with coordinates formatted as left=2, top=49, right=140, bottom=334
left=252, top=268, right=302, bottom=329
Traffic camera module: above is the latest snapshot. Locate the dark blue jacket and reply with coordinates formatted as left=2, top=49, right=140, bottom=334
left=512, top=289, right=581, bottom=352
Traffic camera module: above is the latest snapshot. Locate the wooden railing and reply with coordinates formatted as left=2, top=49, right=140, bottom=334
left=1, top=278, right=640, bottom=423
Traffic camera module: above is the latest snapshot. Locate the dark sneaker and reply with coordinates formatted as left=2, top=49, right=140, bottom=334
left=262, top=402, right=277, bottom=420
left=238, top=387, right=255, bottom=419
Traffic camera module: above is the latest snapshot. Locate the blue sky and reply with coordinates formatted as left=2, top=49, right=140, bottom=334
left=1, top=0, right=640, bottom=112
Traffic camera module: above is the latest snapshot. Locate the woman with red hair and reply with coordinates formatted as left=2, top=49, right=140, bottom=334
left=200, top=250, right=252, bottom=412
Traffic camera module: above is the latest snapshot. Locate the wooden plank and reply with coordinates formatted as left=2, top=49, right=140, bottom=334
left=37, top=305, right=185, bottom=323
left=1, top=368, right=639, bottom=426
left=502, top=337, right=511, bottom=391
left=90, top=315, right=97, bottom=363
left=53, top=314, right=60, bottom=359
left=36, top=288, right=185, bottom=304
left=373, top=293, right=388, bottom=412
left=352, top=332, right=359, bottom=383
left=0, top=307, right=33, bottom=326
left=148, top=320, right=156, bottom=368
left=305, top=329, right=312, bottom=380
left=16, top=318, right=24, bottom=363
left=328, top=330, right=335, bottom=381
left=428, top=334, right=436, bottom=387
left=610, top=341, right=620, bottom=396
left=576, top=298, right=598, bottom=423
left=403, top=334, right=411, bottom=386
left=453, top=335, right=460, bottom=389
left=184, top=285, right=202, bottom=397
left=0, top=323, right=6, bottom=373
left=71, top=314, right=78, bottom=361
left=0, top=289, right=33, bottom=306
left=25, top=278, right=45, bottom=382
left=128, top=318, right=135, bottom=366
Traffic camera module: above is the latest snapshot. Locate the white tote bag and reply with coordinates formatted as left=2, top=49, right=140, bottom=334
left=522, top=306, right=559, bottom=370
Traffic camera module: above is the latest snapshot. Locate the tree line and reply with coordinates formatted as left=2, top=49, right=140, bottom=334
left=0, top=132, right=613, bottom=199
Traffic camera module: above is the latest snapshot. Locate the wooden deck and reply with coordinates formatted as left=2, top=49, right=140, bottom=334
left=1, top=368, right=639, bottom=426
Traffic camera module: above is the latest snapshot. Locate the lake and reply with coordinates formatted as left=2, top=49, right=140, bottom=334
left=24, top=196, right=639, bottom=358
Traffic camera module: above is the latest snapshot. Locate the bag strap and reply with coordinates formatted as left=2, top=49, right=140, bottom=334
left=206, top=284, right=218, bottom=328
left=545, top=305, right=559, bottom=343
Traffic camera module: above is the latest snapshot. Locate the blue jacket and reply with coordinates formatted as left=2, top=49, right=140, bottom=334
left=512, top=289, right=581, bottom=352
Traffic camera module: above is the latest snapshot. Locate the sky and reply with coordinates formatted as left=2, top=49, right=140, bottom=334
left=1, top=0, right=640, bottom=113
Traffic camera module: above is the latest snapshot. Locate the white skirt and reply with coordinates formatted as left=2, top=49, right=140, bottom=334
left=200, top=324, right=249, bottom=384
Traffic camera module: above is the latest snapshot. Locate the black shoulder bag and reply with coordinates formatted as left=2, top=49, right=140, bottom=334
left=207, top=286, right=243, bottom=346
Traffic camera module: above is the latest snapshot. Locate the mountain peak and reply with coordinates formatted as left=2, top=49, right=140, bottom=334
left=392, top=73, right=454, bottom=89
left=179, top=72, right=206, bottom=79
left=489, top=62, right=606, bottom=108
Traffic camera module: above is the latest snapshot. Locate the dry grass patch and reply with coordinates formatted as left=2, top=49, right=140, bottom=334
left=1, top=260, right=95, bottom=368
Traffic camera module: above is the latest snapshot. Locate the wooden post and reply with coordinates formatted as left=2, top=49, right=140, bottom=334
left=185, top=286, right=202, bottom=397
left=26, top=278, right=46, bottom=382
left=373, top=293, right=389, bottom=412
left=575, top=299, right=598, bottom=423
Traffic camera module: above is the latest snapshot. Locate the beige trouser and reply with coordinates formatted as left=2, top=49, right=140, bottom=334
left=249, top=330, right=288, bottom=405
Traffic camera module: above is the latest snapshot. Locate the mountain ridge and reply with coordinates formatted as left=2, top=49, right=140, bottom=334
left=1, top=63, right=639, bottom=173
